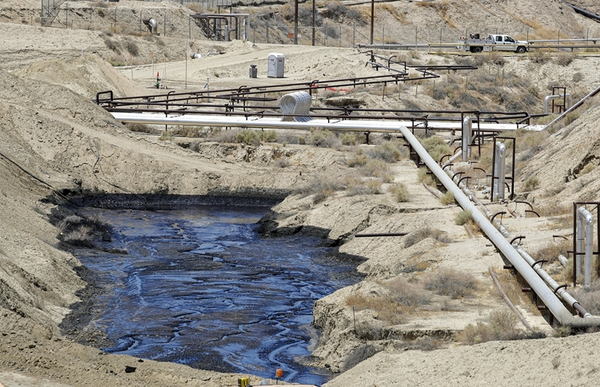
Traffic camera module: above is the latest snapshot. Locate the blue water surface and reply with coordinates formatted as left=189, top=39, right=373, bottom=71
left=75, top=206, right=361, bottom=385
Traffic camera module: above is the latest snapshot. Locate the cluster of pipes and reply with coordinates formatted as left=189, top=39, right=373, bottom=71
left=109, top=90, right=600, bottom=328
left=461, top=117, right=596, bottom=290
left=455, top=116, right=599, bottom=326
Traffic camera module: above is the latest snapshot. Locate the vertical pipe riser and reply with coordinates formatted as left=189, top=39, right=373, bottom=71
left=493, top=142, right=506, bottom=202
left=462, top=116, right=472, bottom=162
left=578, top=207, right=594, bottom=289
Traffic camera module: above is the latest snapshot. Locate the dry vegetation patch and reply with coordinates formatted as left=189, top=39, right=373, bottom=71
left=456, top=309, right=545, bottom=344
left=424, top=267, right=478, bottom=299
left=404, top=227, right=451, bottom=248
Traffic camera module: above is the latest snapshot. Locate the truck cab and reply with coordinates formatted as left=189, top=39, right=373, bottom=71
left=487, top=34, right=529, bottom=53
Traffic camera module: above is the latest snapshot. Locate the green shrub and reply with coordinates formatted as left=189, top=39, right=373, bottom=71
left=259, top=130, right=278, bottom=143
left=439, top=191, right=456, bottom=205
left=234, top=129, right=277, bottom=145
left=455, top=210, right=471, bottom=225
left=341, top=133, right=358, bottom=145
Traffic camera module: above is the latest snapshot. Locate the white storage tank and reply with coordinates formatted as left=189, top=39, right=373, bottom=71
left=267, top=53, right=285, bottom=78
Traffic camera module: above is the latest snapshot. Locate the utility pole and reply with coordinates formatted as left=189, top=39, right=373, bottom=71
left=370, top=0, right=374, bottom=45
left=312, top=0, right=315, bottom=46
left=294, top=0, right=299, bottom=44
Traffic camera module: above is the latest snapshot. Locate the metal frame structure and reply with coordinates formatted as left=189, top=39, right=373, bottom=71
left=96, top=73, right=531, bottom=136
left=40, top=0, right=66, bottom=26
left=191, top=12, right=250, bottom=41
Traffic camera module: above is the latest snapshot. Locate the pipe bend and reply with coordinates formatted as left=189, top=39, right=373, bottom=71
left=578, top=207, right=594, bottom=224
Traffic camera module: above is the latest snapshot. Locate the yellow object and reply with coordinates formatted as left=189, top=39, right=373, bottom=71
left=238, top=377, right=249, bottom=387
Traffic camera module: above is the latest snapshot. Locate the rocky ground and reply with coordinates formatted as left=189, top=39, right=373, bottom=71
left=2, top=0, right=600, bottom=386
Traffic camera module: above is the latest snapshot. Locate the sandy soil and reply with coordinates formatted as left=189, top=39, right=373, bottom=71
left=2, top=1, right=600, bottom=386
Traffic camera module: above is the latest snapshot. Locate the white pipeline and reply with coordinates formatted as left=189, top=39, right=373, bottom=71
left=111, top=112, right=524, bottom=132
left=109, top=112, right=600, bottom=327
left=397, top=125, right=600, bottom=327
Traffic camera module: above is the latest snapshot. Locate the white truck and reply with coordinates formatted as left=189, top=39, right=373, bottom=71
left=458, top=34, right=529, bottom=53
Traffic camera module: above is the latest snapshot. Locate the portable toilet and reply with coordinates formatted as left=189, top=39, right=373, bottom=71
left=267, top=53, right=285, bottom=78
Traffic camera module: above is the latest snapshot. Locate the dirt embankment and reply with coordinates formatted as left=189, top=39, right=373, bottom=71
left=2, top=1, right=600, bottom=386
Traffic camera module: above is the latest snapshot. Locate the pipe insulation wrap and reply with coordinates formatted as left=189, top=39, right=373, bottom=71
left=279, top=91, right=312, bottom=122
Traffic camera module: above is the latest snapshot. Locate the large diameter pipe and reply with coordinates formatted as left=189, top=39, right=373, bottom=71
left=111, top=112, right=525, bottom=132
left=397, top=125, right=600, bottom=327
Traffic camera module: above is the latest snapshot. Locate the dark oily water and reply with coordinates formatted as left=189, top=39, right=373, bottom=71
left=74, top=206, right=361, bottom=385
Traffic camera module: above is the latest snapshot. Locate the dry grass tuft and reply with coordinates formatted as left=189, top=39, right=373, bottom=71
left=523, top=176, right=540, bottom=191
left=454, top=210, right=472, bottom=225
left=572, top=280, right=600, bottom=315
left=384, top=276, right=432, bottom=308
left=531, top=239, right=571, bottom=263
left=424, top=268, right=477, bottom=298
left=366, top=142, right=404, bottom=162
left=418, top=167, right=435, bottom=186
left=389, top=182, right=410, bottom=202
left=419, top=136, right=451, bottom=162
left=457, top=309, right=546, bottom=344
left=439, top=191, right=456, bottom=206
left=360, top=159, right=394, bottom=183
left=295, top=174, right=346, bottom=202
left=345, top=292, right=404, bottom=325
left=404, top=227, right=451, bottom=248
left=125, top=122, right=156, bottom=134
